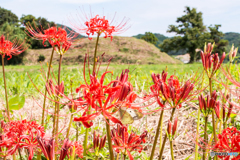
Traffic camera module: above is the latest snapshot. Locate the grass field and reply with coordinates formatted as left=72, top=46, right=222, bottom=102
left=0, top=63, right=204, bottom=99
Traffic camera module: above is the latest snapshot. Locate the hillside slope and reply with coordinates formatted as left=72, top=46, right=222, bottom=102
left=23, top=36, right=182, bottom=65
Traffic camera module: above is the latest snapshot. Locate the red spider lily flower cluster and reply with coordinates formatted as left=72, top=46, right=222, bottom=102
left=167, top=117, right=178, bottom=139
left=0, top=35, right=26, bottom=60
left=150, top=71, right=168, bottom=107
left=71, top=12, right=129, bottom=40
left=25, top=24, right=76, bottom=55
left=200, top=43, right=226, bottom=77
left=73, top=60, right=136, bottom=128
left=213, top=127, right=240, bottom=160
left=37, top=137, right=55, bottom=160
left=59, top=139, right=73, bottom=160
left=93, top=131, right=106, bottom=150
left=151, top=72, right=194, bottom=108
left=111, top=125, right=148, bottom=160
left=74, top=141, right=83, bottom=158
left=198, top=91, right=219, bottom=117
left=85, top=15, right=116, bottom=40
left=46, top=79, right=65, bottom=97
left=0, top=120, right=45, bottom=159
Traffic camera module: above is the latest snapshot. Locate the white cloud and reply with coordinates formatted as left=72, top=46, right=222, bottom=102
left=59, top=0, right=116, bottom=4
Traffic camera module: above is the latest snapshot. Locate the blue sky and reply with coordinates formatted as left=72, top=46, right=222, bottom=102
left=1, top=0, right=240, bottom=37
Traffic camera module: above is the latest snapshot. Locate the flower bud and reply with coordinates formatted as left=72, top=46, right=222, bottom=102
left=215, top=101, right=220, bottom=119
left=172, top=117, right=178, bottom=136
left=99, top=135, right=106, bottom=150
left=227, top=103, right=234, bottom=119
left=167, top=120, right=172, bottom=134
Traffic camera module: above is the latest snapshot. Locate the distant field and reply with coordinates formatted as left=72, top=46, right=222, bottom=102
left=0, top=63, right=203, bottom=99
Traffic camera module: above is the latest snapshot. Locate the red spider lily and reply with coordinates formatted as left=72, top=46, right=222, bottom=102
left=37, top=136, right=55, bottom=160
left=0, top=120, right=45, bottom=159
left=71, top=11, right=129, bottom=40
left=111, top=125, right=147, bottom=160
left=73, top=57, right=138, bottom=128
left=198, top=91, right=219, bottom=117
left=150, top=71, right=168, bottom=107
left=0, top=35, right=26, bottom=60
left=213, top=127, right=240, bottom=159
left=200, top=43, right=225, bottom=77
left=73, top=71, right=124, bottom=128
left=151, top=72, right=194, bottom=108
left=25, top=24, right=76, bottom=55
left=93, top=131, right=106, bottom=150
left=46, top=79, right=64, bottom=97
left=74, top=141, right=83, bottom=158
left=59, top=139, right=73, bottom=160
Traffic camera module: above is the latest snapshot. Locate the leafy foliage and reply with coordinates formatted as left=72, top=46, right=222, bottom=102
left=208, top=25, right=228, bottom=56
left=0, top=7, right=19, bottom=26
left=140, top=32, right=158, bottom=45
left=0, top=22, right=27, bottom=64
left=159, top=6, right=211, bottom=63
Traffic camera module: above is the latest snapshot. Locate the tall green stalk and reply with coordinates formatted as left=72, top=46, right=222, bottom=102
left=55, top=54, right=63, bottom=146
left=66, top=113, right=73, bottom=138
left=41, top=47, right=54, bottom=126
left=1, top=56, right=10, bottom=122
left=158, top=108, right=176, bottom=160
left=209, top=78, right=218, bottom=160
left=83, top=33, right=100, bottom=159
left=209, top=78, right=217, bottom=144
left=194, top=108, right=201, bottom=160
left=106, top=120, right=114, bottom=160
left=203, top=116, right=208, bottom=160
left=149, top=109, right=164, bottom=160
left=93, top=33, right=100, bottom=74
left=170, top=140, right=175, bottom=160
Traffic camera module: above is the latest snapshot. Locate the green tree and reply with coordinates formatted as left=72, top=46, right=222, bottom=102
left=208, top=25, right=228, bottom=55
left=159, top=7, right=210, bottom=63
left=141, top=32, right=158, bottom=45
left=0, top=22, right=28, bottom=65
left=0, top=7, right=19, bottom=26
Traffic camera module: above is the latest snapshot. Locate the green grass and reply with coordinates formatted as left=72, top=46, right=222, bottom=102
left=0, top=63, right=204, bottom=100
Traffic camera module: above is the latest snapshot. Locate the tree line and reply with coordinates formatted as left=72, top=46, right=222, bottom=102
left=137, top=7, right=230, bottom=63
left=0, top=7, right=56, bottom=64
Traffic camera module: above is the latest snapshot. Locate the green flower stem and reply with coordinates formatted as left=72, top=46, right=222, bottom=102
left=55, top=54, right=63, bottom=152
left=52, top=99, right=57, bottom=137
left=76, top=123, right=79, bottom=141
left=203, top=116, right=208, bottom=160
left=158, top=108, right=176, bottom=160
left=170, top=140, right=175, bottom=160
left=150, top=109, right=164, bottom=160
left=18, top=148, right=23, bottom=160
left=209, top=78, right=218, bottom=160
left=41, top=47, right=54, bottom=126
left=1, top=55, right=10, bottom=122
left=194, top=108, right=201, bottom=160
left=66, top=113, right=73, bottom=139
left=159, top=110, right=164, bottom=153
left=37, top=153, right=41, bottom=160
left=83, top=32, right=101, bottom=159
left=93, top=33, right=100, bottom=74
left=95, top=156, right=98, bottom=160
left=83, top=112, right=90, bottom=159
left=106, top=120, right=114, bottom=160
left=116, top=153, right=119, bottom=160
